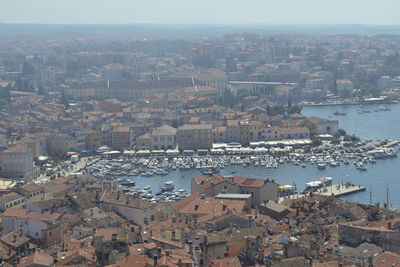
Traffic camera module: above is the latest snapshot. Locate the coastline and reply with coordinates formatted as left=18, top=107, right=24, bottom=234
left=301, top=100, right=399, bottom=107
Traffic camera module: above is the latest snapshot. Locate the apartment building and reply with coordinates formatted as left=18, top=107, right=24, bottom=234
left=0, top=145, right=40, bottom=182
left=151, top=125, right=177, bottom=150
left=177, top=124, right=213, bottom=150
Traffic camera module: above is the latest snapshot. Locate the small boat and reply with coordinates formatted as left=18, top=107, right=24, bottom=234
left=160, top=181, right=174, bottom=192
left=380, top=105, right=391, bottom=111
left=301, top=163, right=306, bottom=168
left=317, top=162, right=327, bottom=169
left=119, top=179, right=136, bottom=187
left=333, top=111, right=346, bottom=116
left=356, top=162, right=367, bottom=171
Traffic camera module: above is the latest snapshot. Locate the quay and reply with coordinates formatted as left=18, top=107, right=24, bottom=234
left=279, top=183, right=366, bottom=202
left=314, top=183, right=366, bottom=197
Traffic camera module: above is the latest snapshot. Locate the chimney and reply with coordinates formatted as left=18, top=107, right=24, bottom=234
left=200, top=193, right=205, bottom=199
left=188, top=241, right=193, bottom=255
left=13, top=234, right=16, bottom=243
left=117, top=191, right=120, bottom=200
left=248, top=216, right=254, bottom=228
left=296, top=207, right=300, bottom=217
left=172, top=229, right=176, bottom=241
left=255, top=207, right=258, bottom=218
left=172, top=216, right=176, bottom=223
left=222, top=204, right=227, bottom=211
left=185, top=215, right=189, bottom=224
left=388, top=222, right=392, bottom=230
left=153, top=255, right=158, bottom=267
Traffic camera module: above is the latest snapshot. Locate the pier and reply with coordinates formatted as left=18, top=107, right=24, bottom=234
left=279, top=183, right=366, bottom=202
left=314, top=183, right=366, bottom=197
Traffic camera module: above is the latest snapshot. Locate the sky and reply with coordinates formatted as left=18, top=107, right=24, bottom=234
left=1, top=0, right=400, bottom=25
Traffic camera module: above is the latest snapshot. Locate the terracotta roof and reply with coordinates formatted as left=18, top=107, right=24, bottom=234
left=373, top=252, right=400, bottom=267
left=2, top=144, right=31, bottom=153
left=1, top=232, right=30, bottom=248
left=0, top=192, right=24, bottom=203
left=17, top=252, right=54, bottom=267
left=19, top=183, right=43, bottom=193
left=172, top=194, right=246, bottom=217
left=108, top=254, right=148, bottom=267
left=2, top=208, right=29, bottom=218
left=209, top=257, right=242, bottom=267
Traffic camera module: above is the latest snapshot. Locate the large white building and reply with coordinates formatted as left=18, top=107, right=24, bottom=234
left=150, top=125, right=177, bottom=150
left=0, top=144, right=40, bottom=182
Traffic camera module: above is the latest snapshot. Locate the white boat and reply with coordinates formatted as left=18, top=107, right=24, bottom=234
left=160, top=181, right=174, bottom=192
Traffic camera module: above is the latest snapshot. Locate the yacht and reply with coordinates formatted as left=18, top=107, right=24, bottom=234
left=160, top=181, right=175, bottom=192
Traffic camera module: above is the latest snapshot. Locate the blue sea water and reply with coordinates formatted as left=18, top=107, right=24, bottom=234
left=132, top=104, right=400, bottom=208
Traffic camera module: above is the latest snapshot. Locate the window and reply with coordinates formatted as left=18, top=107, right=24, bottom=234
left=49, top=232, right=53, bottom=237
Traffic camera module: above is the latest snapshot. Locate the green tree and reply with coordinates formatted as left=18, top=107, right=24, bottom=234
left=311, top=138, right=322, bottom=147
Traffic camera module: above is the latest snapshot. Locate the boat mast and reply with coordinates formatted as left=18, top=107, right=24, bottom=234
left=386, top=184, right=389, bottom=208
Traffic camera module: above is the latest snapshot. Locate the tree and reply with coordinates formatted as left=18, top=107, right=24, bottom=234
left=61, top=90, right=69, bottom=109
left=277, top=143, right=285, bottom=149
left=311, top=138, right=322, bottom=147
left=38, top=86, right=49, bottom=99
left=331, top=138, right=340, bottom=145
left=300, top=119, right=318, bottom=138
left=337, top=129, right=347, bottom=136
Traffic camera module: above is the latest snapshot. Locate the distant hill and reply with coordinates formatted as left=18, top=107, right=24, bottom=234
left=1, top=24, right=400, bottom=41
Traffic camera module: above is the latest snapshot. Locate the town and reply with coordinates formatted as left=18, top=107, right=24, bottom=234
left=1, top=27, right=400, bottom=266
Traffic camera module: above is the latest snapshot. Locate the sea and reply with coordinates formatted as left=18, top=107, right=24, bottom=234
left=131, top=103, right=400, bottom=208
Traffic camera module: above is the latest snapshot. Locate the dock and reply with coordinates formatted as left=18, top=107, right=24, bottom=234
left=314, top=184, right=366, bottom=197
left=279, top=183, right=366, bottom=203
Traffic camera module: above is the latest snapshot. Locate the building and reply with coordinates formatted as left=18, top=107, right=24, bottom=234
left=279, top=127, right=310, bottom=140
left=85, top=130, right=103, bottom=150
left=108, top=127, right=134, bottom=150
left=226, top=120, right=241, bottom=143
left=263, top=126, right=280, bottom=140
left=101, top=99, right=122, bottom=113
left=183, top=86, right=219, bottom=99
left=307, top=116, right=339, bottom=135
left=213, top=126, right=227, bottom=143
left=191, top=174, right=279, bottom=208
left=0, top=144, right=40, bottom=182
left=151, top=125, right=177, bottom=150
left=0, top=192, right=26, bottom=211
left=2, top=209, right=62, bottom=248
left=336, top=79, right=354, bottom=93
left=177, top=124, right=213, bottom=150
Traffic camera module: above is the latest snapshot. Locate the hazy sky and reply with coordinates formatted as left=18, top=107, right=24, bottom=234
left=1, top=0, right=399, bottom=25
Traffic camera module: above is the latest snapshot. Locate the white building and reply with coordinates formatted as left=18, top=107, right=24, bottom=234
left=40, top=66, right=57, bottom=86
left=0, top=144, right=40, bottom=182
left=151, top=125, right=177, bottom=150
left=336, top=79, right=354, bottom=92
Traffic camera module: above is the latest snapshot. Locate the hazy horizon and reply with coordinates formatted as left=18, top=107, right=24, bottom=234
left=1, top=0, right=399, bottom=25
